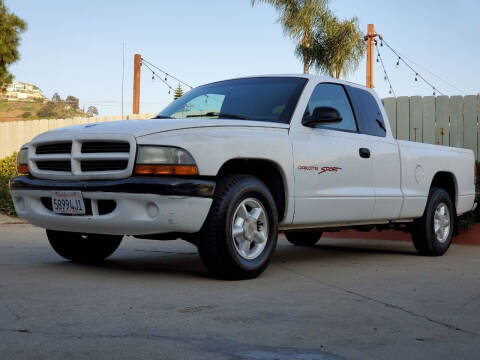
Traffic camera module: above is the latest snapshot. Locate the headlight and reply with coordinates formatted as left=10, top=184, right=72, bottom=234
left=136, top=146, right=195, bottom=165
left=134, top=146, right=198, bottom=176
left=16, top=147, right=30, bottom=174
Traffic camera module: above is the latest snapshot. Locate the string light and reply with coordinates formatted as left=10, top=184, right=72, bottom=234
left=380, top=37, right=445, bottom=96
left=141, top=58, right=194, bottom=90
left=142, top=62, right=176, bottom=95
left=375, top=41, right=396, bottom=98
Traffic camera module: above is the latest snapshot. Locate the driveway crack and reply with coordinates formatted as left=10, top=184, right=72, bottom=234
left=274, top=262, right=480, bottom=338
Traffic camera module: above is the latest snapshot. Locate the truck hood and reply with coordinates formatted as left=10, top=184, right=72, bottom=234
left=38, top=118, right=289, bottom=139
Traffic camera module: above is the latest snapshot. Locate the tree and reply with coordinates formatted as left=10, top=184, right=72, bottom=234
left=86, top=105, right=99, bottom=116
left=37, top=102, right=56, bottom=118
left=251, top=0, right=329, bottom=74
left=0, top=3, right=27, bottom=91
left=51, top=92, right=61, bottom=102
left=65, top=95, right=79, bottom=110
left=173, top=84, right=184, bottom=100
left=308, top=15, right=364, bottom=79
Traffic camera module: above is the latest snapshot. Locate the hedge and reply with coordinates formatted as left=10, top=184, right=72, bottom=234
left=0, top=153, right=18, bottom=216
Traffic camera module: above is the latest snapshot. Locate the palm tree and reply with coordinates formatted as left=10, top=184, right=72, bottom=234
left=309, top=15, right=364, bottom=79
left=251, top=0, right=329, bottom=74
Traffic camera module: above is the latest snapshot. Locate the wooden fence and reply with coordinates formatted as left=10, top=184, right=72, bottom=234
left=0, top=113, right=156, bottom=159
left=383, top=95, right=479, bottom=159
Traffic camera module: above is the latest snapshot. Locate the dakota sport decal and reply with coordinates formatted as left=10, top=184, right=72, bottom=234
left=318, top=166, right=342, bottom=174
left=297, top=165, right=342, bottom=174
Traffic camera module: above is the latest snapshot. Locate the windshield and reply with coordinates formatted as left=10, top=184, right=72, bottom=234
left=157, top=77, right=307, bottom=124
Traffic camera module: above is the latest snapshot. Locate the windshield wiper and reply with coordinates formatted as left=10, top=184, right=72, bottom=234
left=186, top=112, right=249, bottom=120
left=152, top=115, right=173, bottom=119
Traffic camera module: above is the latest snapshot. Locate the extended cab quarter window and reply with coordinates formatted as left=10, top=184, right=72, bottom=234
left=304, top=83, right=357, bottom=132
left=346, top=86, right=387, bottom=137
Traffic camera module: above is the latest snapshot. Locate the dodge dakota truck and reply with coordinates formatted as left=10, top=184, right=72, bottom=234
left=10, top=75, right=477, bottom=279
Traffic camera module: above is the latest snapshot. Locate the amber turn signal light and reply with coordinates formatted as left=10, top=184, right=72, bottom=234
left=17, top=164, right=30, bottom=175
left=134, top=164, right=198, bottom=176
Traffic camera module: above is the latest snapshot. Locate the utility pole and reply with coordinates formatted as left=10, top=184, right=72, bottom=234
left=133, top=54, right=141, bottom=114
left=365, top=24, right=377, bottom=89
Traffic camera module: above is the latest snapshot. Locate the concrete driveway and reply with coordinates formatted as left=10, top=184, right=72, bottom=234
left=1, top=222, right=479, bottom=360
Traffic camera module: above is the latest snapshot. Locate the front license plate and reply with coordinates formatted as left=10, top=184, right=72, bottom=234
left=52, top=191, right=86, bottom=215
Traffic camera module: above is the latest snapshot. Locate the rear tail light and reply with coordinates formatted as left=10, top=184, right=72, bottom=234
left=475, top=163, right=478, bottom=185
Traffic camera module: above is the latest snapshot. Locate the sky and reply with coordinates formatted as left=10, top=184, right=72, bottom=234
left=7, top=0, right=480, bottom=116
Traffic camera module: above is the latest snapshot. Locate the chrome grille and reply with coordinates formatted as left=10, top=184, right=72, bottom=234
left=29, top=135, right=136, bottom=180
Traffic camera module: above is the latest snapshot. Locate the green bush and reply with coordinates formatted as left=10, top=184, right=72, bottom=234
left=22, top=111, right=31, bottom=118
left=0, top=153, right=18, bottom=216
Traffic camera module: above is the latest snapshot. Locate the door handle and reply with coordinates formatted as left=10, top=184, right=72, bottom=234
left=359, top=148, right=371, bottom=158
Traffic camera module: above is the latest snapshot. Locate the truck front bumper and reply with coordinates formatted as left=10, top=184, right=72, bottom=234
left=9, top=176, right=215, bottom=235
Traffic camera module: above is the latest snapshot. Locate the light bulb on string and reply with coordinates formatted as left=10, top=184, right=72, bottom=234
left=415, top=73, right=418, bottom=82
left=165, top=74, right=168, bottom=81
left=152, top=72, right=155, bottom=81
left=396, top=57, right=400, bottom=67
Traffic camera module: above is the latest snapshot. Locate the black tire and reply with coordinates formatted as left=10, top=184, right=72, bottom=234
left=47, top=230, right=123, bottom=263
left=411, top=187, right=454, bottom=256
left=284, top=231, right=323, bottom=246
left=198, top=175, right=278, bottom=280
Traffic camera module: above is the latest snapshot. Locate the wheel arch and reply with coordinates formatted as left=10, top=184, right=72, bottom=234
left=430, top=171, right=457, bottom=208
left=216, top=158, right=288, bottom=222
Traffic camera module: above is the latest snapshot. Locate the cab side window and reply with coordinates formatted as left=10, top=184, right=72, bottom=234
left=347, top=86, right=387, bottom=137
left=304, top=83, right=357, bottom=132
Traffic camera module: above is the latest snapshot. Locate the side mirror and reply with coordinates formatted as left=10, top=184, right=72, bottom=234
left=302, top=106, right=343, bottom=127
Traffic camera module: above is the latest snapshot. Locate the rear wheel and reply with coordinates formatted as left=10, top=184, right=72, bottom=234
left=198, top=175, right=278, bottom=280
left=411, top=188, right=454, bottom=256
left=284, top=231, right=323, bottom=246
left=47, top=230, right=122, bottom=263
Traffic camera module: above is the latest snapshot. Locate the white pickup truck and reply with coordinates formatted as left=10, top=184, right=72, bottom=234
left=10, top=75, right=477, bottom=279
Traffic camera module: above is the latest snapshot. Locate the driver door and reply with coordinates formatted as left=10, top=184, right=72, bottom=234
left=291, top=83, right=375, bottom=226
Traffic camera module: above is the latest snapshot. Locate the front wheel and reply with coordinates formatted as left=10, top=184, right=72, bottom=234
left=47, top=230, right=123, bottom=263
left=411, top=188, right=454, bottom=256
left=198, top=175, right=278, bottom=280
